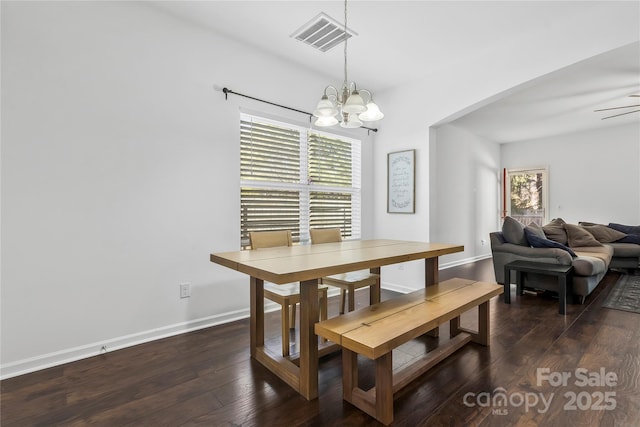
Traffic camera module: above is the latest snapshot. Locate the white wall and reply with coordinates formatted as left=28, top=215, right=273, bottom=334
left=501, top=123, right=640, bottom=225
left=430, top=125, right=500, bottom=265
left=0, top=2, right=374, bottom=377
left=373, top=1, right=639, bottom=292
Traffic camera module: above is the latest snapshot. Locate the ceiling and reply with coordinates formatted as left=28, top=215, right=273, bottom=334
left=152, top=1, right=640, bottom=142
left=449, top=42, right=640, bottom=143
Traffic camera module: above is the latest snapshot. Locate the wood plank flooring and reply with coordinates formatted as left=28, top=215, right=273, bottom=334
left=2, top=259, right=639, bottom=426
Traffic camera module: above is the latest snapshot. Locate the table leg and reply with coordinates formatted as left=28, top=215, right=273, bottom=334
left=425, top=258, right=440, bottom=336
left=299, top=279, right=319, bottom=400
left=516, top=270, right=524, bottom=295
left=370, top=267, right=381, bottom=306
left=425, top=257, right=439, bottom=286
left=503, top=266, right=511, bottom=304
left=250, top=276, right=264, bottom=358
left=559, top=274, right=566, bottom=315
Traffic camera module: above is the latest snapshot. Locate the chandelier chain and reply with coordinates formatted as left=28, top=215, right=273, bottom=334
left=343, top=0, right=348, bottom=88
left=311, top=0, right=383, bottom=128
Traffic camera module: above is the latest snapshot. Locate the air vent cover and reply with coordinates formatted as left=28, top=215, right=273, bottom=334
left=291, top=12, right=357, bottom=52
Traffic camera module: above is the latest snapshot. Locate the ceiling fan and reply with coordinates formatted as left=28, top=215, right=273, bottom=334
left=594, top=94, right=640, bottom=120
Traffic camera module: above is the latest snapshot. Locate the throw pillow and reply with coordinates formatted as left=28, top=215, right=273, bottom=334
left=525, top=223, right=546, bottom=239
left=608, top=223, right=640, bottom=235
left=564, top=224, right=604, bottom=247
left=524, top=229, right=577, bottom=257
left=582, top=224, right=627, bottom=243
left=615, top=234, right=640, bottom=245
left=502, top=216, right=528, bottom=246
left=542, top=218, right=568, bottom=245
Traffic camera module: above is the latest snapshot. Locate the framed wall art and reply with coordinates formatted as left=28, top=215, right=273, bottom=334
left=387, top=149, right=415, bottom=214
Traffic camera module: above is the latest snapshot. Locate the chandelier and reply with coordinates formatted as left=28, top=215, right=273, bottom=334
left=312, top=0, right=384, bottom=128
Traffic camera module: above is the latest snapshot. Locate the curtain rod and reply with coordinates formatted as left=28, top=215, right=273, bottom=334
left=222, top=87, right=378, bottom=133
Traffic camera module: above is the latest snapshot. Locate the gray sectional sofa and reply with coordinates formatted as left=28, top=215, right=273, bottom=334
left=490, top=217, right=640, bottom=303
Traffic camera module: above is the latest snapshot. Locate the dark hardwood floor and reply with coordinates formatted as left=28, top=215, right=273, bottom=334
left=2, top=259, right=639, bottom=426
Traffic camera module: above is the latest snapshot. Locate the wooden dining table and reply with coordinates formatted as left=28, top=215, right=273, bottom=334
left=209, top=239, right=464, bottom=400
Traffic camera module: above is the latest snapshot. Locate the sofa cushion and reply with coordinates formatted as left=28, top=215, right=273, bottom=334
left=582, top=224, right=627, bottom=243
left=565, top=224, right=603, bottom=247
left=525, top=229, right=577, bottom=257
left=607, top=242, right=640, bottom=257
left=608, top=223, right=640, bottom=235
left=502, top=216, right=528, bottom=246
left=574, top=244, right=613, bottom=261
left=571, top=256, right=607, bottom=276
left=542, top=218, right=568, bottom=244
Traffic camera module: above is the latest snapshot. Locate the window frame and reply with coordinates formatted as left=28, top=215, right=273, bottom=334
left=505, top=166, right=549, bottom=226
left=240, top=113, right=362, bottom=247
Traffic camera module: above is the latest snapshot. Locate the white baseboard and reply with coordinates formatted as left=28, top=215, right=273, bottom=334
left=440, top=253, right=492, bottom=269
left=1, top=290, right=343, bottom=380
left=0, top=308, right=255, bottom=380
left=0, top=259, right=487, bottom=379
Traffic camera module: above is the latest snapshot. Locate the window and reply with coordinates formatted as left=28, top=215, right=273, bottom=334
left=504, top=167, right=549, bottom=226
left=240, top=113, right=361, bottom=247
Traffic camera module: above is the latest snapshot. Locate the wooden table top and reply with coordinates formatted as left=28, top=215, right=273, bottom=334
left=210, top=239, right=464, bottom=284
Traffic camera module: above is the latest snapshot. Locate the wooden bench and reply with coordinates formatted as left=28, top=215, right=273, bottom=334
left=314, top=278, right=503, bottom=425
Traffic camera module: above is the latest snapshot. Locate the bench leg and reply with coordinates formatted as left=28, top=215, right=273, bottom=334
left=476, top=301, right=490, bottom=346
left=342, top=349, right=358, bottom=404
left=450, top=316, right=461, bottom=337
left=451, top=303, right=489, bottom=346
left=375, top=353, right=394, bottom=425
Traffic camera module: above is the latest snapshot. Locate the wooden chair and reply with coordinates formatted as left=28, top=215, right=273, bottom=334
left=309, top=228, right=381, bottom=314
left=248, top=230, right=328, bottom=356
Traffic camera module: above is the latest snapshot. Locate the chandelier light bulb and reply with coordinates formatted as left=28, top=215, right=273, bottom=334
left=342, top=90, right=367, bottom=114
left=359, top=101, right=384, bottom=122
left=313, top=95, right=339, bottom=117
left=315, top=115, right=339, bottom=127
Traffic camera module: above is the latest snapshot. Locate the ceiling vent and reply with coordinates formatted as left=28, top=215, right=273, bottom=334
left=291, top=12, right=357, bottom=52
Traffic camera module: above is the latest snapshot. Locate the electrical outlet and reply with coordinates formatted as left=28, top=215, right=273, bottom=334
left=481, top=239, right=486, bottom=246
left=180, top=283, right=191, bottom=298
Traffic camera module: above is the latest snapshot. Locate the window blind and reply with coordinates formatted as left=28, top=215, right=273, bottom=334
left=308, top=133, right=353, bottom=187
left=240, top=120, right=300, bottom=183
left=240, top=114, right=361, bottom=247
